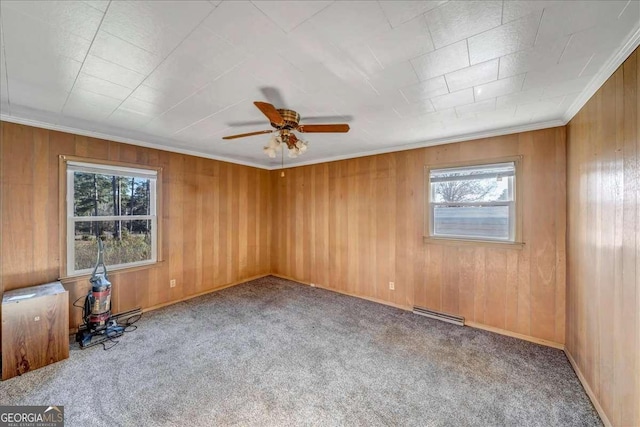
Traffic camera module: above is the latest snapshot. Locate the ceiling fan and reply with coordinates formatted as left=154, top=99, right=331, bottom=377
left=222, top=102, right=350, bottom=158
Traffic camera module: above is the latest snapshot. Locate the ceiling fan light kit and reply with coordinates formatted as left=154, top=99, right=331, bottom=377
left=262, top=133, right=308, bottom=159
left=223, top=101, right=349, bottom=160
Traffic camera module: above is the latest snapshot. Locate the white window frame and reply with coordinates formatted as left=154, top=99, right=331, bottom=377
left=65, top=160, right=158, bottom=276
left=425, top=157, right=522, bottom=245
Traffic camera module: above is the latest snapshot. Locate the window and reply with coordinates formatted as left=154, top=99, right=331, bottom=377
left=426, top=160, right=519, bottom=243
left=65, top=160, right=158, bottom=276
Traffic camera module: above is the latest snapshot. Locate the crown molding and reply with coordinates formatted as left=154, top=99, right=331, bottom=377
left=0, top=113, right=267, bottom=170
left=1, top=112, right=564, bottom=171
left=268, top=119, right=565, bottom=170
left=562, top=24, right=640, bottom=123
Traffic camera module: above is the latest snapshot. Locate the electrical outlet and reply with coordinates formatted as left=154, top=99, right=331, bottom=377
left=170, top=279, right=176, bottom=288
left=389, top=282, right=395, bottom=290
left=310, top=283, right=316, bottom=287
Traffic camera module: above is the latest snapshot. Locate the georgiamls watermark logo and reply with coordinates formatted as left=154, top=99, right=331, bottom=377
left=0, top=406, right=64, bottom=427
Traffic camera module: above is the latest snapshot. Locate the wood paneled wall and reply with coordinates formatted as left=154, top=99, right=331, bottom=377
left=271, top=127, right=567, bottom=345
left=0, top=122, right=272, bottom=331
left=566, top=48, right=639, bottom=427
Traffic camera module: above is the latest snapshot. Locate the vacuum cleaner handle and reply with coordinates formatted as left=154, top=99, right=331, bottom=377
left=91, top=238, right=109, bottom=279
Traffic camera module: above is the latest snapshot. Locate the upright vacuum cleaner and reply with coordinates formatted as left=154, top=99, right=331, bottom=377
left=76, top=239, right=125, bottom=348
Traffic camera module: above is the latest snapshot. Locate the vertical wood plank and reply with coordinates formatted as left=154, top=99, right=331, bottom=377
left=484, top=249, right=507, bottom=329
left=566, top=48, right=639, bottom=427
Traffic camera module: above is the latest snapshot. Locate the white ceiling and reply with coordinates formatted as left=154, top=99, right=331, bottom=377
left=0, top=1, right=638, bottom=169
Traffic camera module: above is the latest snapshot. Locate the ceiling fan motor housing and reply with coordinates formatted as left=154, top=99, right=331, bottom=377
left=273, top=109, right=300, bottom=130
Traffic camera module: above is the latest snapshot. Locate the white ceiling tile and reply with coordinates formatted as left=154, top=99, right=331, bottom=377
left=129, top=84, right=187, bottom=112
left=445, top=59, right=498, bottom=92
left=620, top=0, right=640, bottom=29
left=455, top=98, right=496, bottom=118
left=6, top=78, right=67, bottom=113
left=151, top=67, right=261, bottom=135
left=522, top=57, right=593, bottom=90
left=5, top=52, right=81, bottom=93
left=0, top=18, right=7, bottom=88
left=540, top=76, right=593, bottom=99
left=472, top=106, right=517, bottom=123
left=302, top=58, right=378, bottom=98
left=251, top=1, right=332, bottom=33
left=378, top=1, right=447, bottom=28
left=82, top=55, right=147, bottom=89
left=244, top=54, right=311, bottom=95
left=498, top=36, right=569, bottom=79
left=430, top=88, right=474, bottom=110
left=294, top=62, right=356, bottom=97
left=392, top=100, right=435, bottom=118
left=400, top=75, right=449, bottom=103
left=75, top=73, right=133, bottom=101
left=0, top=0, right=103, bottom=41
left=367, top=62, right=419, bottom=94
left=535, top=1, right=630, bottom=46
left=474, top=74, right=525, bottom=101
left=82, top=1, right=109, bottom=13
left=501, top=1, right=552, bottom=24
left=176, top=26, right=250, bottom=77
left=560, top=2, right=640, bottom=65
left=201, top=1, right=287, bottom=52
left=99, top=23, right=181, bottom=60
left=1, top=7, right=92, bottom=63
left=175, top=101, right=263, bottom=143
left=307, top=1, right=391, bottom=47
left=578, top=52, right=610, bottom=79
left=107, top=108, right=154, bottom=130
left=282, top=20, right=345, bottom=67
left=143, top=54, right=215, bottom=95
left=338, top=42, right=384, bottom=77
left=496, top=88, right=544, bottom=109
left=355, top=105, right=402, bottom=126
left=117, top=97, right=165, bottom=117
left=425, top=1, right=502, bottom=49
left=0, top=64, right=8, bottom=106
left=420, top=108, right=458, bottom=124
left=90, top=30, right=164, bottom=75
left=366, top=15, right=434, bottom=68
left=64, top=88, right=122, bottom=121
left=132, top=1, right=213, bottom=36
left=468, top=10, right=542, bottom=65
left=410, top=40, right=469, bottom=81
left=514, top=96, right=565, bottom=118
left=101, top=1, right=213, bottom=56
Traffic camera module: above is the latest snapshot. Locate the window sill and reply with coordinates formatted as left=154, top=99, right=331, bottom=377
left=423, top=236, right=525, bottom=250
left=59, top=260, right=163, bottom=284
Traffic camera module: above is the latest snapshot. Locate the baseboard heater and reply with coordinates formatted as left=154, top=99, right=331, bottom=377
left=413, top=306, right=465, bottom=326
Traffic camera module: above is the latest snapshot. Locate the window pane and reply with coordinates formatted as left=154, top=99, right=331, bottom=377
left=433, top=205, right=510, bottom=240
left=430, top=162, right=514, bottom=203
left=73, top=220, right=153, bottom=271
left=73, top=172, right=151, bottom=217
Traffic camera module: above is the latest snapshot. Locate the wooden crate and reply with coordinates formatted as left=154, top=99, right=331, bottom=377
left=2, top=281, right=69, bottom=380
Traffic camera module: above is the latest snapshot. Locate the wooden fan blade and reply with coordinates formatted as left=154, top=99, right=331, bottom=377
left=254, top=101, right=284, bottom=126
left=222, top=130, right=273, bottom=140
left=297, top=124, right=350, bottom=133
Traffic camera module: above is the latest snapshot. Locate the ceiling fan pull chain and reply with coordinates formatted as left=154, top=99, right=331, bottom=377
left=281, top=147, right=285, bottom=178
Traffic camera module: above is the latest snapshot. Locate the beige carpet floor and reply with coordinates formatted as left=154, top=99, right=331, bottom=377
left=0, top=276, right=601, bottom=426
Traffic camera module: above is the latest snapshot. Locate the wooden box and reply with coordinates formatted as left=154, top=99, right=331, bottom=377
left=2, top=281, right=69, bottom=380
